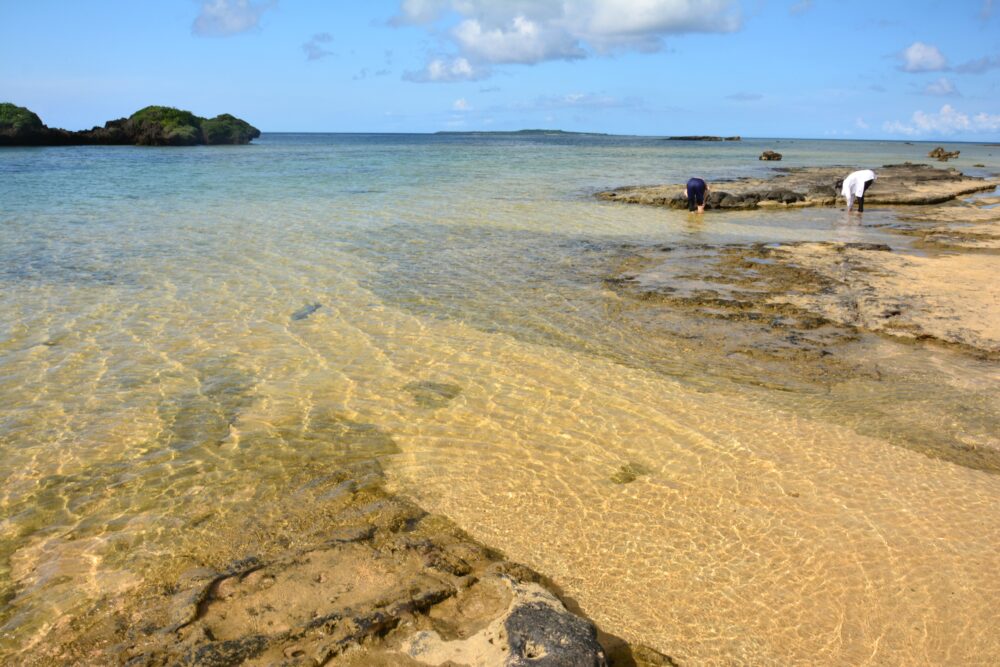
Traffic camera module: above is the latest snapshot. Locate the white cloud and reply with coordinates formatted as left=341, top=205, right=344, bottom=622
left=302, top=33, right=334, bottom=61
left=855, top=117, right=869, bottom=129
left=453, top=98, right=471, bottom=111
left=404, top=56, right=487, bottom=82
left=883, top=104, right=1000, bottom=135
left=394, top=1, right=741, bottom=80
left=900, top=42, right=947, bottom=72
left=454, top=15, right=585, bottom=64
left=193, top=0, right=275, bottom=37
left=923, top=77, right=959, bottom=96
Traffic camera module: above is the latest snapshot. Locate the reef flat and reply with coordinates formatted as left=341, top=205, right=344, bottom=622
left=597, top=163, right=998, bottom=210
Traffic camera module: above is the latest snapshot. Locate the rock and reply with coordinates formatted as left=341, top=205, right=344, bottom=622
left=101, top=484, right=611, bottom=667
left=0, top=102, right=260, bottom=146
left=759, top=150, right=783, bottom=161
left=928, top=147, right=960, bottom=161
left=402, top=579, right=608, bottom=667
left=610, top=462, right=651, bottom=484
left=596, top=163, right=997, bottom=211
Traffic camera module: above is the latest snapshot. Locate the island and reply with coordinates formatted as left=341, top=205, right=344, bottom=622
left=664, top=135, right=742, bottom=141
left=0, top=103, right=260, bottom=146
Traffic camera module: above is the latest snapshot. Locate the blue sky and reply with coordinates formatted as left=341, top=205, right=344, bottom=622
left=2, top=1, right=998, bottom=138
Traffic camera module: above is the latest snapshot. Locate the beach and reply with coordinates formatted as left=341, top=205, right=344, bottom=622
left=1, top=134, right=999, bottom=665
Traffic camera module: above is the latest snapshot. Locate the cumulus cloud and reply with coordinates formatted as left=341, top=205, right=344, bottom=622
left=403, top=56, right=488, bottom=82
left=193, top=0, right=276, bottom=37
left=453, top=98, right=471, bottom=111
left=394, top=0, right=741, bottom=81
left=899, top=42, right=947, bottom=72
left=923, top=77, right=959, bottom=96
left=855, top=117, right=869, bottom=129
left=302, top=33, right=334, bottom=61
left=883, top=104, right=1000, bottom=135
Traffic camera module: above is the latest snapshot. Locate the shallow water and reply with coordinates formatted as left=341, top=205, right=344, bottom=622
left=1, top=135, right=999, bottom=664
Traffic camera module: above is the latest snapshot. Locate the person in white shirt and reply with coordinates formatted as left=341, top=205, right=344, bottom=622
left=841, top=169, right=877, bottom=212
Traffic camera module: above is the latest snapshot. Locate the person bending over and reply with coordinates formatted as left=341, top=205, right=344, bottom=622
left=685, top=177, right=709, bottom=213
left=842, top=169, right=877, bottom=212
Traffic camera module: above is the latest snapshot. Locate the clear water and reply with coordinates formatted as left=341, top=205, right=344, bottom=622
left=1, top=134, right=999, bottom=665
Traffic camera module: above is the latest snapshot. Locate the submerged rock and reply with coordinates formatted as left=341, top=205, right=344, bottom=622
left=74, top=482, right=609, bottom=667
left=405, top=381, right=463, bottom=408
left=610, top=462, right=652, bottom=484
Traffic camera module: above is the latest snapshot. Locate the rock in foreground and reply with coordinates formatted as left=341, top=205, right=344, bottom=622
left=42, top=467, right=626, bottom=666
left=0, top=103, right=260, bottom=146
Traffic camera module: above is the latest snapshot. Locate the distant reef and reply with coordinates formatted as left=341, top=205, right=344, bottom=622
left=664, top=135, right=741, bottom=141
left=0, top=103, right=260, bottom=146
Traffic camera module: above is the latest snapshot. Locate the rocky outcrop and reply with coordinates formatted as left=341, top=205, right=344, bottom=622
left=597, top=162, right=998, bottom=211
left=0, top=103, right=260, bottom=146
left=44, top=468, right=624, bottom=666
left=759, top=150, right=782, bottom=161
left=928, top=146, right=960, bottom=161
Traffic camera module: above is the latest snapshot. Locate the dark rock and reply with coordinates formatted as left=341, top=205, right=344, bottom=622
left=504, top=601, right=608, bottom=666
left=763, top=189, right=803, bottom=203
left=182, top=636, right=269, bottom=666
left=759, top=150, right=783, bottom=161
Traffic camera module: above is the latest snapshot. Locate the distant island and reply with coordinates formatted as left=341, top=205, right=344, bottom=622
left=434, top=129, right=609, bottom=136
left=0, top=103, right=260, bottom=146
left=664, top=136, right=741, bottom=141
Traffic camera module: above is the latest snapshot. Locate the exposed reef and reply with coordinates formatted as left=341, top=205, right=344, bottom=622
left=597, top=163, right=998, bottom=211
left=0, top=103, right=260, bottom=146
left=601, top=190, right=1000, bottom=472
left=25, top=459, right=671, bottom=666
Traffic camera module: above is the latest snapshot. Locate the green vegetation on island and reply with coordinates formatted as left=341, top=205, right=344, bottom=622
left=0, top=103, right=260, bottom=146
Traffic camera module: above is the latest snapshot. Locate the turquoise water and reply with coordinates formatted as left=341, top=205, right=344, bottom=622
left=1, top=134, right=999, bottom=664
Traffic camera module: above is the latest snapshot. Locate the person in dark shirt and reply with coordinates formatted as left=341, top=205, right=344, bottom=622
left=685, top=177, right=709, bottom=213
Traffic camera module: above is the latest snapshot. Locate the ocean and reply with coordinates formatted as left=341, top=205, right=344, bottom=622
left=1, top=133, right=999, bottom=664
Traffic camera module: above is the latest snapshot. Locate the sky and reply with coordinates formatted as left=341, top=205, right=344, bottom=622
left=1, top=0, right=998, bottom=139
